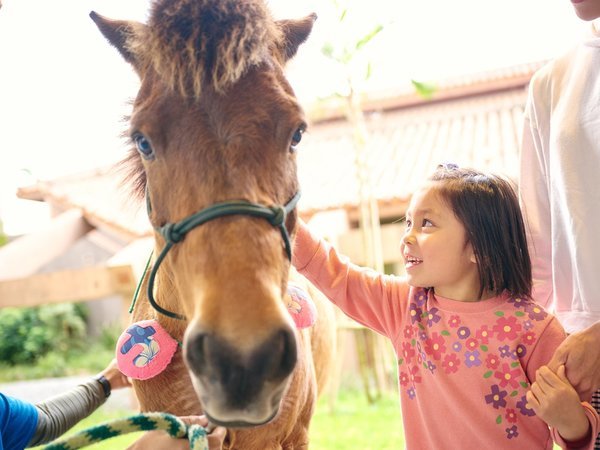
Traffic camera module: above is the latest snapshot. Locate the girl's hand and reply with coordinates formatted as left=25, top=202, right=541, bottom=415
left=526, top=365, right=590, bottom=442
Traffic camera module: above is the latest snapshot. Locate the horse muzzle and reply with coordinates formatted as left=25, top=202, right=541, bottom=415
left=183, top=325, right=297, bottom=427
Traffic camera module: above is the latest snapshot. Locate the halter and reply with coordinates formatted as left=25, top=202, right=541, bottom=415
left=143, top=189, right=301, bottom=320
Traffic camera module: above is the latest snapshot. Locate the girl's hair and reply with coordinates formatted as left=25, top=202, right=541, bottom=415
left=429, top=164, right=532, bottom=300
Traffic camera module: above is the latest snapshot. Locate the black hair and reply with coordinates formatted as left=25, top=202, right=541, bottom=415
left=429, top=165, right=532, bottom=300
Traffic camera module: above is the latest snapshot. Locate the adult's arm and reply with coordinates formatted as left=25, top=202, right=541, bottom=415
left=518, top=86, right=553, bottom=309
left=28, top=360, right=130, bottom=446
left=547, top=321, right=600, bottom=401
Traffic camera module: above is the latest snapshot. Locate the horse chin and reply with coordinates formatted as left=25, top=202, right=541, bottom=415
left=190, top=374, right=288, bottom=428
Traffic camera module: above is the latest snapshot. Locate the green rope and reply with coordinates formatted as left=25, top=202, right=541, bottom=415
left=41, top=412, right=209, bottom=450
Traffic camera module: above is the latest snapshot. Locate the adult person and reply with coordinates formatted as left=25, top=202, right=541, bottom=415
left=518, top=1, right=600, bottom=447
left=0, top=359, right=225, bottom=450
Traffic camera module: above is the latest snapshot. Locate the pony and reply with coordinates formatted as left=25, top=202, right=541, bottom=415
left=90, top=0, right=335, bottom=448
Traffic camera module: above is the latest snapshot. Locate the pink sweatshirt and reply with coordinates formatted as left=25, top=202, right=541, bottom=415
left=293, top=222, right=599, bottom=449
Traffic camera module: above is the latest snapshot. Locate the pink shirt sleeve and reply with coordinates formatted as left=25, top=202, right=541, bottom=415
left=551, top=402, right=599, bottom=450
left=292, top=221, right=409, bottom=340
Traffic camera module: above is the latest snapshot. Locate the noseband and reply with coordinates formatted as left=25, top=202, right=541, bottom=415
left=143, top=190, right=301, bottom=320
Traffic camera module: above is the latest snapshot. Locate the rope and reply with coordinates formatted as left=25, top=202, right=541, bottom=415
left=41, top=412, right=209, bottom=450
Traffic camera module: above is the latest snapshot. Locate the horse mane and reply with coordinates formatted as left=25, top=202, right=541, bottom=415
left=129, top=0, right=282, bottom=99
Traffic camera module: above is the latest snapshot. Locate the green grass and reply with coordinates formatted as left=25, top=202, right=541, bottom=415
left=311, top=389, right=404, bottom=449
left=30, top=389, right=403, bottom=449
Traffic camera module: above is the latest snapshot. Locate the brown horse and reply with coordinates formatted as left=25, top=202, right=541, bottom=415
left=91, top=0, right=335, bottom=448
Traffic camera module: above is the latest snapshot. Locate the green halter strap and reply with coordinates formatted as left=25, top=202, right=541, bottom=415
left=143, top=190, right=301, bottom=320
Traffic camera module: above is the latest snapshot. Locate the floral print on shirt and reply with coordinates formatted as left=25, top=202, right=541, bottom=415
left=397, top=289, right=548, bottom=441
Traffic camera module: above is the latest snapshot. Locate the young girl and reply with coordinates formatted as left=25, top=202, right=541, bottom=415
left=293, top=165, right=599, bottom=449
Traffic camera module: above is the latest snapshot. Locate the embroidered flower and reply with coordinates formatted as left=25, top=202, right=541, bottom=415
left=494, top=363, right=521, bottom=389
left=457, top=326, right=471, bottom=339
left=442, top=353, right=460, bottom=374
left=475, top=325, right=492, bottom=344
left=415, top=290, right=428, bottom=306
left=485, top=384, right=508, bottom=409
left=515, top=344, right=527, bottom=359
left=424, top=332, right=446, bottom=360
left=403, top=325, right=415, bottom=339
left=418, top=331, right=428, bottom=342
left=452, top=341, right=462, bottom=352
left=499, top=345, right=512, bottom=358
left=409, top=303, right=423, bottom=324
left=523, top=320, right=534, bottom=331
left=493, top=316, right=522, bottom=341
left=407, top=387, right=416, bottom=399
left=522, top=331, right=537, bottom=346
left=465, top=350, right=482, bottom=368
left=485, top=353, right=500, bottom=369
left=508, top=296, right=527, bottom=309
left=524, top=303, right=547, bottom=321
left=401, top=341, right=416, bottom=361
left=506, top=425, right=519, bottom=439
left=409, top=365, right=422, bottom=385
left=399, top=371, right=409, bottom=386
left=465, top=337, right=479, bottom=351
left=427, top=361, right=436, bottom=374
left=426, top=307, right=441, bottom=327
left=516, top=395, right=535, bottom=417
left=505, top=408, right=518, bottom=424
left=448, top=315, right=461, bottom=328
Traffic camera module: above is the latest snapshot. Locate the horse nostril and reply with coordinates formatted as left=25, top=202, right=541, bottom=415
left=185, top=332, right=207, bottom=376
left=252, top=328, right=297, bottom=382
left=275, top=328, right=297, bottom=380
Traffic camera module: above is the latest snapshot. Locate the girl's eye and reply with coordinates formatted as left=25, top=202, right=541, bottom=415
left=405, top=219, right=412, bottom=229
left=422, top=219, right=433, bottom=227
left=290, top=126, right=305, bottom=152
left=133, top=133, right=155, bottom=160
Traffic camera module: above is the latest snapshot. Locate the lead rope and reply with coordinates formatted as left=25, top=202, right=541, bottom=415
left=41, top=412, right=209, bottom=450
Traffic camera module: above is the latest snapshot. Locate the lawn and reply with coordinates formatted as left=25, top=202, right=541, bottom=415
left=32, top=389, right=404, bottom=450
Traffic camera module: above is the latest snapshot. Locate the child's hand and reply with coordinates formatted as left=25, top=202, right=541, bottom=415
left=526, top=365, right=590, bottom=442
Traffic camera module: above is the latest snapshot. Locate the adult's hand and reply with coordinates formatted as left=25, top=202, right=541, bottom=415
left=126, top=415, right=226, bottom=450
left=547, top=322, right=600, bottom=401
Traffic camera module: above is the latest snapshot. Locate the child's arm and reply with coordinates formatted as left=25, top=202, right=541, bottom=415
left=526, top=365, right=598, bottom=448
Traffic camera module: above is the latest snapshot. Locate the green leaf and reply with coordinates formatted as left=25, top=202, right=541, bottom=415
left=515, top=311, right=525, bottom=317
left=410, top=80, right=436, bottom=99
left=441, top=330, right=450, bottom=336
left=496, top=415, right=502, bottom=424
left=355, top=24, right=384, bottom=51
left=520, top=381, right=529, bottom=388
left=398, top=358, right=404, bottom=366
left=483, top=370, right=493, bottom=378
left=494, top=311, right=505, bottom=317
left=510, top=390, right=518, bottom=397
left=411, top=339, right=416, bottom=346
left=480, top=345, right=488, bottom=352
left=510, top=361, right=520, bottom=368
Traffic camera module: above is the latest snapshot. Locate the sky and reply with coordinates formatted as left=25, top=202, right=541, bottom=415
left=0, top=0, right=587, bottom=235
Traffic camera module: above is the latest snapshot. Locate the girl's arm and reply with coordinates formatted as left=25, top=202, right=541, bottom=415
left=524, top=317, right=599, bottom=449
left=292, top=220, right=409, bottom=339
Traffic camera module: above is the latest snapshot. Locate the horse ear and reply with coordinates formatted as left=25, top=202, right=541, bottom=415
left=277, top=13, right=317, bottom=62
left=89, top=11, right=144, bottom=71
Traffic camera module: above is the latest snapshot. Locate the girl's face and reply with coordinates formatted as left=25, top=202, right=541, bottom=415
left=401, top=184, right=480, bottom=302
left=570, top=0, right=600, bottom=21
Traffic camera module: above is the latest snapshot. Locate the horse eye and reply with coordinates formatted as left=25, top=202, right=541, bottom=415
left=290, top=126, right=305, bottom=152
left=133, top=133, right=154, bottom=160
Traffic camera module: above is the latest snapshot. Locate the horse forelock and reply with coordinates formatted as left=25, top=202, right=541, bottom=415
left=132, top=0, right=282, bottom=99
